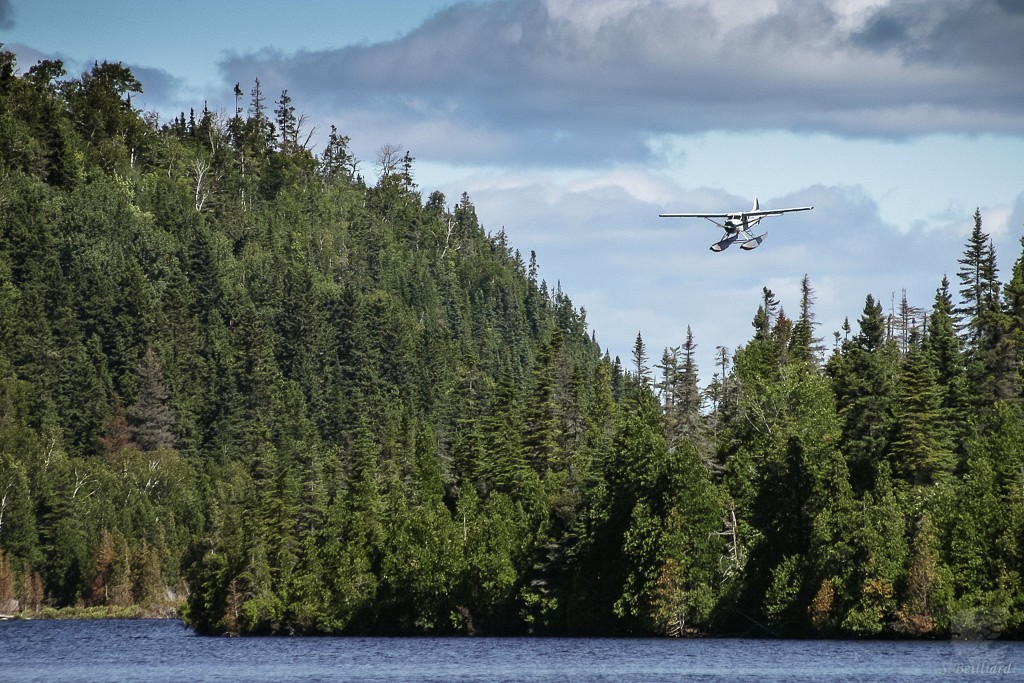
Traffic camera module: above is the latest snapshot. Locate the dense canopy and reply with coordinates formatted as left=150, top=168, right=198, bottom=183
left=1, top=51, right=1023, bottom=638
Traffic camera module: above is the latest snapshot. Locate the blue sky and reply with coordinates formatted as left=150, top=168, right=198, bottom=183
left=4, top=0, right=1024, bottom=381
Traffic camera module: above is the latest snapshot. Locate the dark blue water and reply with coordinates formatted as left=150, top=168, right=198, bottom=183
left=0, top=619, right=1021, bottom=682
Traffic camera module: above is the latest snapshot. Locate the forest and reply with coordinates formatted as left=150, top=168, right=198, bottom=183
left=1, top=50, right=1023, bottom=638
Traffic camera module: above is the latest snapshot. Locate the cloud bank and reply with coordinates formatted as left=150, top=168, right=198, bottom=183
left=217, top=0, right=1024, bottom=165
left=443, top=170, right=1019, bottom=373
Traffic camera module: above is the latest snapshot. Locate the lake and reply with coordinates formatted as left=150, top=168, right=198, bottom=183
left=1, top=619, right=1021, bottom=682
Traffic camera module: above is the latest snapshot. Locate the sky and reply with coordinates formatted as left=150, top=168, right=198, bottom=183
left=4, top=0, right=1024, bottom=382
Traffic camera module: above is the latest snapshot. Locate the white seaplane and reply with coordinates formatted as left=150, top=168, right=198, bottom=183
left=660, top=198, right=813, bottom=252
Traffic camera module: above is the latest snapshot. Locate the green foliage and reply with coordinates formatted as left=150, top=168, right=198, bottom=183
left=841, top=464, right=907, bottom=635
left=2, top=48, right=1023, bottom=638
left=828, top=295, right=900, bottom=493
left=889, top=347, right=954, bottom=484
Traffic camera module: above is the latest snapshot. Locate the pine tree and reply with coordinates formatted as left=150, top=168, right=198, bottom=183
left=631, top=332, right=651, bottom=388
left=659, top=328, right=711, bottom=468
left=274, top=90, right=298, bottom=151
left=318, top=125, right=354, bottom=182
left=479, top=370, right=533, bottom=499
left=956, top=209, right=993, bottom=345
left=889, top=346, right=954, bottom=485
left=922, top=276, right=969, bottom=451
left=998, top=236, right=1024, bottom=398
left=954, top=209, right=1011, bottom=404
left=790, top=274, right=823, bottom=365
left=828, top=295, right=899, bottom=492
left=522, top=329, right=563, bottom=474
left=128, top=347, right=176, bottom=451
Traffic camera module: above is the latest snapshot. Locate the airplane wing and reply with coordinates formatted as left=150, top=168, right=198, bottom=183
left=659, top=206, right=812, bottom=218
left=742, top=206, right=813, bottom=217
left=658, top=212, right=731, bottom=218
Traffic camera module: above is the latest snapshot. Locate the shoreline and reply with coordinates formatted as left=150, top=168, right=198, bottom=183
left=2, top=604, right=181, bottom=621
left=3, top=609, right=1020, bottom=644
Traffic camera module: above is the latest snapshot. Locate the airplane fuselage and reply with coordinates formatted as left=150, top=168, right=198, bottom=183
left=722, top=214, right=763, bottom=234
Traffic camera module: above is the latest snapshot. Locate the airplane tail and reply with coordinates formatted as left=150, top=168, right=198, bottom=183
left=752, top=197, right=759, bottom=212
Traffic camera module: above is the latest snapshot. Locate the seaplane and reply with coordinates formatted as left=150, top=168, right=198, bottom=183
left=660, top=198, right=813, bottom=252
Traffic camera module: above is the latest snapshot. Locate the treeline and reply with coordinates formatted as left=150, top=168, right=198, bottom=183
left=0, top=50, right=1022, bottom=638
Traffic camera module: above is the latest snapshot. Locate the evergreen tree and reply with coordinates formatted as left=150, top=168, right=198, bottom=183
left=828, top=295, right=899, bottom=492
left=318, top=125, right=354, bottom=183
left=479, top=370, right=534, bottom=500
left=999, top=236, right=1024, bottom=398
left=659, top=328, right=711, bottom=468
left=956, top=209, right=994, bottom=344
left=889, top=346, right=954, bottom=485
left=955, top=209, right=1011, bottom=404
left=923, top=277, right=969, bottom=432
left=128, top=347, right=176, bottom=451
left=789, top=274, right=823, bottom=365
left=606, top=380, right=678, bottom=631
left=841, top=463, right=906, bottom=635
left=651, top=438, right=724, bottom=635
left=631, top=332, right=651, bottom=388
left=894, top=514, right=948, bottom=636
left=522, top=329, right=563, bottom=475
left=758, top=287, right=780, bottom=339
left=274, top=90, right=298, bottom=150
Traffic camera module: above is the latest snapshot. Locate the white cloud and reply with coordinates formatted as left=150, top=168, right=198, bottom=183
left=215, top=0, right=1024, bottom=168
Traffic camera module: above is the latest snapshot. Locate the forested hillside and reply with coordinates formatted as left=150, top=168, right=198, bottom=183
left=1, top=51, right=1023, bottom=638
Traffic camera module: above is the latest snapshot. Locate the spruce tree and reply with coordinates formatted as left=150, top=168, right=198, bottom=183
left=522, top=329, right=563, bottom=475
left=632, top=332, right=652, bottom=388
left=955, top=209, right=1011, bottom=404
left=828, top=295, right=899, bottom=492
left=318, top=125, right=354, bottom=183
left=922, top=276, right=969, bottom=451
left=676, top=328, right=705, bottom=444
left=998, top=236, right=1024, bottom=398
left=659, top=328, right=711, bottom=467
left=790, top=274, right=823, bottom=366
left=956, top=209, right=993, bottom=345
left=889, top=346, right=954, bottom=484
left=128, top=347, right=176, bottom=451
left=480, top=369, right=534, bottom=500
left=274, top=90, right=298, bottom=151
